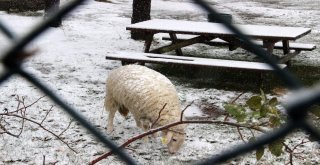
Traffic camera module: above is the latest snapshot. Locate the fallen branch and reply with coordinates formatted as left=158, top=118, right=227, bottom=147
left=89, top=117, right=264, bottom=164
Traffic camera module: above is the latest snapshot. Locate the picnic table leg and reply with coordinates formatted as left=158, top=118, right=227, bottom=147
left=282, top=40, right=292, bottom=66
left=279, top=50, right=300, bottom=66
left=144, top=33, right=154, bottom=53
left=263, top=40, right=276, bottom=54
left=169, top=33, right=183, bottom=56
left=268, top=40, right=296, bottom=66
left=218, top=37, right=241, bottom=51
left=262, top=40, right=282, bottom=62
left=282, top=40, right=290, bottom=54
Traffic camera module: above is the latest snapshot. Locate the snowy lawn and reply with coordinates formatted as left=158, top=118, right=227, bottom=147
left=0, top=0, right=319, bottom=164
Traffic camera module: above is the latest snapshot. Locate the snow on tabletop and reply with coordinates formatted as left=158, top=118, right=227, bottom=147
left=127, top=19, right=311, bottom=39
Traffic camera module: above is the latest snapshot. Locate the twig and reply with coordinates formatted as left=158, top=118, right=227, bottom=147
left=291, top=139, right=309, bottom=151
left=41, top=106, right=54, bottom=125
left=15, top=95, right=22, bottom=114
left=237, top=127, right=246, bottom=143
left=248, top=128, right=256, bottom=138
left=284, top=139, right=310, bottom=165
left=180, top=101, right=194, bottom=121
left=231, top=92, right=245, bottom=104
left=151, top=101, right=193, bottom=128
left=224, top=92, right=244, bottom=121
left=151, top=103, right=167, bottom=128
left=0, top=124, right=19, bottom=137
left=59, top=119, right=73, bottom=137
left=18, top=96, right=28, bottom=137
left=10, top=95, right=46, bottom=114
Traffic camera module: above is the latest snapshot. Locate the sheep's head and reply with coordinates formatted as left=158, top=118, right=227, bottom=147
left=162, top=129, right=185, bottom=154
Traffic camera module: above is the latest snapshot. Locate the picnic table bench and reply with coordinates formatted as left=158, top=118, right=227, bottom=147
left=106, top=51, right=287, bottom=71
left=106, top=19, right=316, bottom=71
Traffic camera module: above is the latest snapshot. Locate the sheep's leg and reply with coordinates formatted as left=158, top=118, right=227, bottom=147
left=133, top=116, right=142, bottom=128
left=143, top=124, right=149, bottom=143
left=140, top=119, right=152, bottom=143
left=105, top=96, right=118, bottom=133
left=133, top=117, right=151, bottom=142
left=107, top=112, right=116, bottom=133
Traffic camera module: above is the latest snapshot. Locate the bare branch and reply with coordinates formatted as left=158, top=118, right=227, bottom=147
left=41, top=106, right=54, bottom=125
left=151, top=103, right=167, bottom=129
left=10, top=95, right=46, bottom=114
left=180, top=101, right=194, bottom=121
left=0, top=123, right=19, bottom=137
left=18, top=95, right=28, bottom=137
left=224, top=92, right=244, bottom=121
left=284, top=139, right=310, bottom=165
left=59, top=119, right=73, bottom=137
left=15, top=95, right=22, bottom=113
left=292, top=139, right=309, bottom=151
left=248, top=128, right=256, bottom=138
left=151, top=101, right=193, bottom=129
left=237, top=127, right=246, bottom=143
left=231, top=92, right=245, bottom=104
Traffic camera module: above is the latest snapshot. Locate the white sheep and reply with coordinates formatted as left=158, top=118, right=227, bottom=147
left=105, top=64, right=185, bottom=154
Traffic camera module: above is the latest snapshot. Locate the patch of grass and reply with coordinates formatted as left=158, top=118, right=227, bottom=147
left=7, top=9, right=43, bottom=17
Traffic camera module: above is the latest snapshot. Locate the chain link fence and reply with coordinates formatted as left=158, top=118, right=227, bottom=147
left=0, top=0, right=319, bottom=164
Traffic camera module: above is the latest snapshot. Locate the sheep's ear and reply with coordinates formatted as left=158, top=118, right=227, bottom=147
left=162, top=131, right=173, bottom=145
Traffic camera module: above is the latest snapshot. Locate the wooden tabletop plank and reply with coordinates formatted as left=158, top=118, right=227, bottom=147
left=127, top=19, right=311, bottom=40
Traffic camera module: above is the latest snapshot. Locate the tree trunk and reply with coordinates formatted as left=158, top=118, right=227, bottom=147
left=44, top=0, right=61, bottom=28
left=131, top=0, right=151, bottom=40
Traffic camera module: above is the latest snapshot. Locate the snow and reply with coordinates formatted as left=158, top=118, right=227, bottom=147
left=127, top=18, right=311, bottom=39
left=0, top=0, right=319, bottom=164
left=183, top=104, right=208, bottom=118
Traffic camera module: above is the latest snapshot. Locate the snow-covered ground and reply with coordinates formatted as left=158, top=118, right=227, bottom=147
left=0, top=0, right=319, bottom=164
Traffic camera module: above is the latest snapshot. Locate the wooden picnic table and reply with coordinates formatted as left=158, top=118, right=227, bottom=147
left=106, top=19, right=316, bottom=72
left=126, top=19, right=313, bottom=64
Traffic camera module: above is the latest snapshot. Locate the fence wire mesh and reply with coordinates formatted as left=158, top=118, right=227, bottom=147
left=0, top=0, right=319, bottom=164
